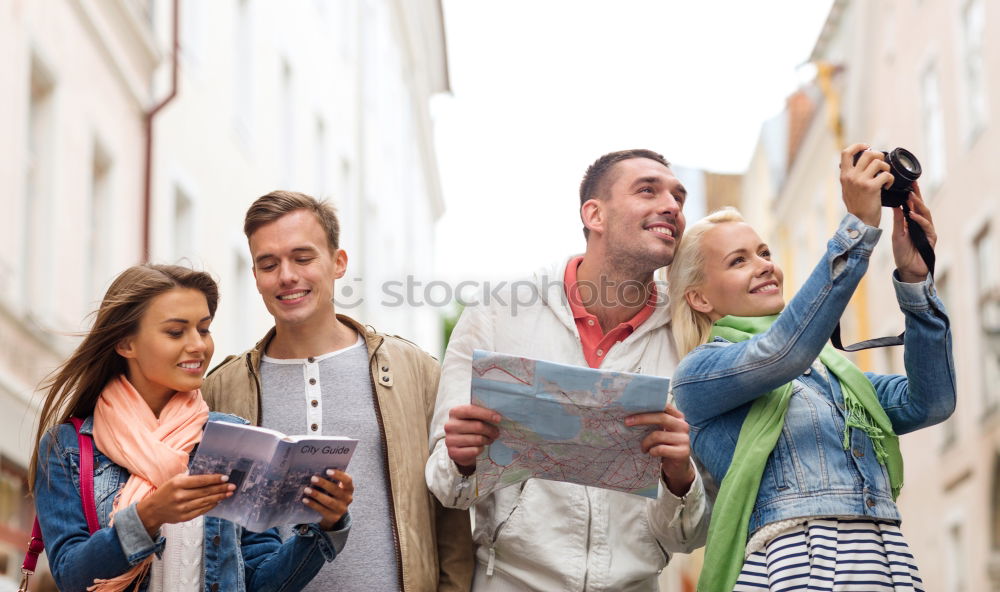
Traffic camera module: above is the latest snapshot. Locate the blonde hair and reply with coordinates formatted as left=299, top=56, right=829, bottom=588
left=668, top=207, right=746, bottom=356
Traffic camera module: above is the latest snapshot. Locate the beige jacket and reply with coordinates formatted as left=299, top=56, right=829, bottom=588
left=203, top=315, right=474, bottom=592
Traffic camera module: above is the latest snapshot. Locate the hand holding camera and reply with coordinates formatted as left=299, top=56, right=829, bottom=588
left=839, top=143, right=893, bottom=227
left=842, top=143, right=934, bottom=275
left=891, top=182, right=936, bottom=282
left=832, top=142, right=936, bottom=351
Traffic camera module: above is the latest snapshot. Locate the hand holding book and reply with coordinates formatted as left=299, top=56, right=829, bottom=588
left=304, top=469, right=353, bottom=530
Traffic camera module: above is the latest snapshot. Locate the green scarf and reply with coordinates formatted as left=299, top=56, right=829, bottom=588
left=697, top=315, right=903, bottom=592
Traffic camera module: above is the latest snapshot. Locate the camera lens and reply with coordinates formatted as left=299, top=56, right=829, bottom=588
left=888, top=148, right=921, bottom=181
left=896, top=152, right=917, bottom=174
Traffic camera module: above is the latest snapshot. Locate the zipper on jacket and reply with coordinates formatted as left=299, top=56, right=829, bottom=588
left=247, top=351, right=263, bottom=425
left=453, top=474, right=472, bottom=507
left=486, top=480, right=528, bottom=577
left=582, top=488, right=592, bottom=590
left=367, top=338, right=406, bottom=591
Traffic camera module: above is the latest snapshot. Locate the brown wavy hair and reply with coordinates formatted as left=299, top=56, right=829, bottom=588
left=244, top=190, right=340, bottom=251
left=29, top=264, right=218, bottom=491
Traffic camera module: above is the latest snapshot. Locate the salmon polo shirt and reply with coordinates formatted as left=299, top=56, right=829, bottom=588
left=564, top=256, right=657, bottom=369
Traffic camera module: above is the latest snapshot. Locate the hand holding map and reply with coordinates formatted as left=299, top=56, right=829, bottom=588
left=471, top=350, right=670, bottom=498
left=626, top=403, right=695, bottom=496
left=444, top=404, right=501, bottom=473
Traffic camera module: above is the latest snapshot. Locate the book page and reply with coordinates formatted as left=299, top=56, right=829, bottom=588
left=191, top=421, right=282, bottom=530
left=269, top=437, right=358, bottom=527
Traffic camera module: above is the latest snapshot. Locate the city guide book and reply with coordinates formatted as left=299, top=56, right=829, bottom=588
left=191, top=420, right=358, bottom=532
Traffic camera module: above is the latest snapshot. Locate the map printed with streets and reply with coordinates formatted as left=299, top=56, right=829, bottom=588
left=471, top=349, right=669, bottom=498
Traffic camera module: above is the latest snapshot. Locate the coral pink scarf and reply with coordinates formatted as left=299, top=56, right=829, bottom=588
left=90, top=375, right=209, bottom=592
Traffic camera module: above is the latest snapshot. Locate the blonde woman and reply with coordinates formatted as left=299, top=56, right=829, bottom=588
left=668, top=144, right=955, bottom=590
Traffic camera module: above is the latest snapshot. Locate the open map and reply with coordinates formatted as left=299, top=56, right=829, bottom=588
left=471, top=350, right=669, bottom=498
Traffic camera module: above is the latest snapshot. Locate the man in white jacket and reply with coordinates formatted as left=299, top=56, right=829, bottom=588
left=425, top=149, right=710, bottom=591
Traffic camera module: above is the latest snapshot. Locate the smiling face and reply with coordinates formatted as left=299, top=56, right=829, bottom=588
left=115, top=287, right=215, bottom=410
left=584, top=157, right=687, bottom=273
left=685, top=221, right=785, bottom=321
left=249, top=209, right=347, bottom=329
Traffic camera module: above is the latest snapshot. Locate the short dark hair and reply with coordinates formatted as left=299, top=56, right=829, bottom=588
left=579, top=149, right=670, bottom=239
left=244, top=190, right=340, bottom=251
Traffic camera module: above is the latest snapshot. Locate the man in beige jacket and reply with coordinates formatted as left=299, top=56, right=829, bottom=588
left=203, top=190, right=473, bottom=592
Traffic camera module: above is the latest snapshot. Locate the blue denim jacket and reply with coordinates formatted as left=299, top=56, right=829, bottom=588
left=34, top=412, right=350, bottom=592
left=672, top=214, right=956, bottom=536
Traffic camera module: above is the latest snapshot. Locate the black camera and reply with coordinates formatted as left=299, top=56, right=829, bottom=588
left=852, top=147, right=922, bottom=207
left=835, top=146, right=934, bottom=353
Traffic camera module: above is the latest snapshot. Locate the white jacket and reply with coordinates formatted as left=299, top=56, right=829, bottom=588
left=425, top=260, right=709, bottom=592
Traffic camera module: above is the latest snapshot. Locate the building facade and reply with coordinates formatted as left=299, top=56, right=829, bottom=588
left=0, top=0, right=448, bottom=587
left=0, top=1, right=157, bottom=587
left=665, top=0, right=999, bottom=588
left=810, top=1, right=999, bottom=589
left=692, top=0, right=998, bottom=589
left=148, top=0, right=449, bottom=358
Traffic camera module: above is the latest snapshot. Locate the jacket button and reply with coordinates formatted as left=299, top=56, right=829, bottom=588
left=309, top=378, right=316, bottom=385
left=311, top=399, right=318, bottom=407
left=212, top=535, right=221, bottom=546
left=381, top=365, right=389, bottom=372
left=848, top=228, right=860, bottom=238
left=866, top=498, right=876, bottom=508
left=853, top=448, right=864, bottom=458
left=382, top=376, right=389, bottom=382
left=311, top=424, right=318, bottom=431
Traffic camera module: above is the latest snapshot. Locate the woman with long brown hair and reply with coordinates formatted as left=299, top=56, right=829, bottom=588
left=30, top=264, right=353, bottom=592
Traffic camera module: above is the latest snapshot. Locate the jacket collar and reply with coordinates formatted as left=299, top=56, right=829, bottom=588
left=538, top=256, right=672, bottom=340
left=248, top=313, right=385, bottom=366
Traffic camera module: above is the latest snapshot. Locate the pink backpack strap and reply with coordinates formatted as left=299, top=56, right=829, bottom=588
left=68, top=417, right=100, bottom=534
left=21, top=418, right=99, bottom=589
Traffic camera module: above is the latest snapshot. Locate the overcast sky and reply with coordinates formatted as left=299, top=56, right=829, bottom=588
left=432, top=0, right=834, bottom=282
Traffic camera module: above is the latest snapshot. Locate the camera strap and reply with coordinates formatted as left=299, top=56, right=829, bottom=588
left=831, top=205, right=936, bottom=352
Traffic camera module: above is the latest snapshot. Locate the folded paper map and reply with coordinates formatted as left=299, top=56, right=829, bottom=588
left=471, top=350, right=669, bottom=498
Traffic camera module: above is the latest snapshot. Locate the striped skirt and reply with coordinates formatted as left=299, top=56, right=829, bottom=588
left=732, top=518, right=924, bottom=591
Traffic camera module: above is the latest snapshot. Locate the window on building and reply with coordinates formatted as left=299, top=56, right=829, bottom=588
left=976, top=226, right=1000, bottom=412
left=280, top=60, right=294, bottom=187
left=337, top=0, right=354, bottom=59
left=0, top=456, right=33, bottom=541
left=936, top=272, right=958, bottom=448
left=23, top=54, right=56, bottom=320
left=181, top=0, right=203, bottom=67
left=231, top=248, right=251, bottom=347
left=173, top=186, right=194, bottom=262
left=86, top=142, right=113, bottom=302
left=961, top=0, right=987, bottom=145
left=234, top=0, right=254, bottom=143
left=947, top=520, right=967, bottom=592
left=314, top=116, right=327, bottom=198
left=920, top=64, right=947, bottom=191
left=991, top=456, right=1000, bottom=588
left=124, top=0, right=156, bottom=28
